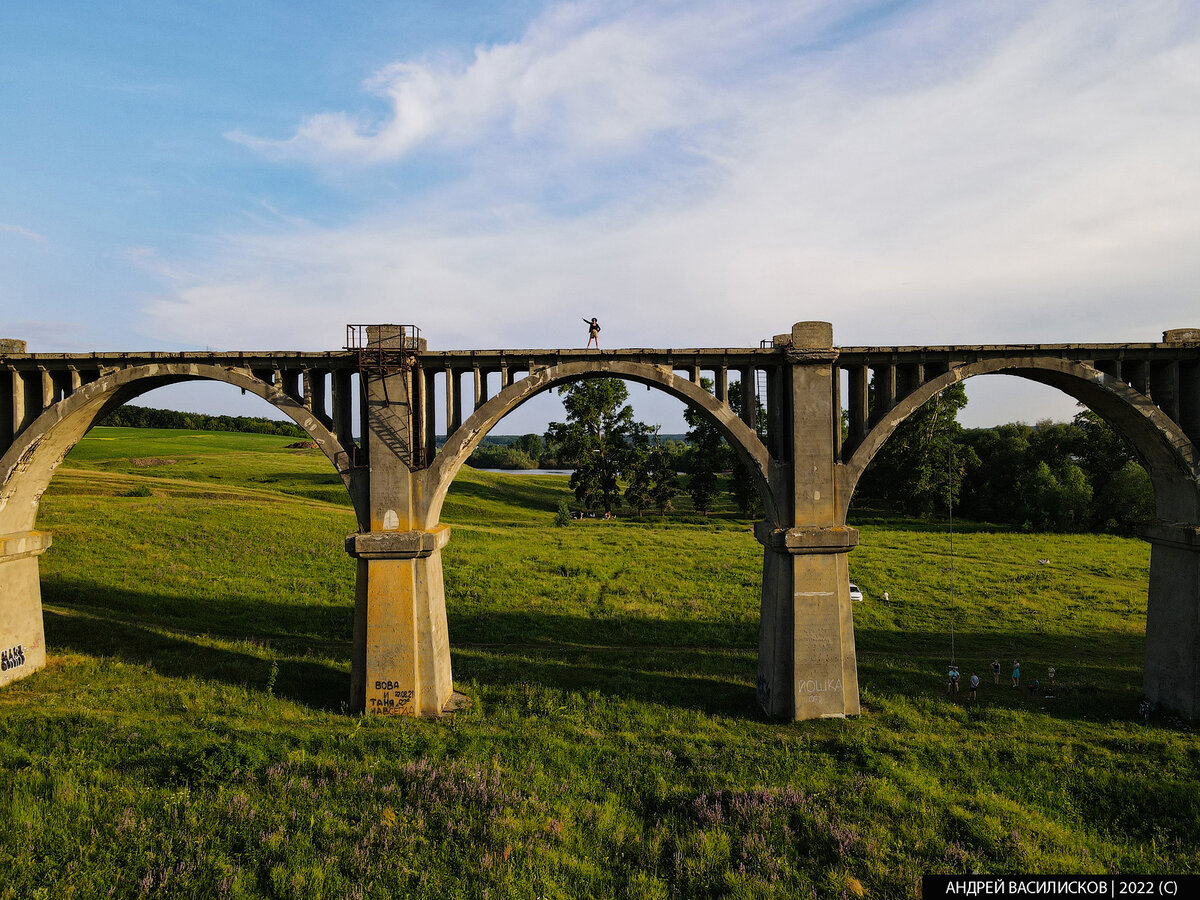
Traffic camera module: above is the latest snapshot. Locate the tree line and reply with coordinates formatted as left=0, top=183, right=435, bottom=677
left=854, top=383, right=1153, bottom=534
left=99, top=405, right=308, bottom=438
left=523, top=379, right=1154, bottom=533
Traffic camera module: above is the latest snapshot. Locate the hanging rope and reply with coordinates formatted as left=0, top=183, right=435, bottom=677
left=948, top=432, right=956, bottom=666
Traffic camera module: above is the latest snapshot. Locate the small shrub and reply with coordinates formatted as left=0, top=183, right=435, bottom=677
left=554, top=500, right=572, bottom=527
left=123, top=485, right=152, bottom=498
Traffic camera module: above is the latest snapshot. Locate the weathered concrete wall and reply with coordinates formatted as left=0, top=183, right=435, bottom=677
left=0, top=531, right=50, bottom=688
left=1142, top=525, right=1200, bottom=719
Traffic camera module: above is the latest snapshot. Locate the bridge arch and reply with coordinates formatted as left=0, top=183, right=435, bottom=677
left=419, top=359, right=779, bottom=528
left=0, top=362, right=360, bottom=537
left=839, top=356, right=1200, bottom=523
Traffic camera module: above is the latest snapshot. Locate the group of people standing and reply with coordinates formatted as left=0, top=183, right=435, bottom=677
left=947, top=660, right=1056, bottom=700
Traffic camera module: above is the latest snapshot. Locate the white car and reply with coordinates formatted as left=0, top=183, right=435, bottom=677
left=849, top=583, right=864, bottom=602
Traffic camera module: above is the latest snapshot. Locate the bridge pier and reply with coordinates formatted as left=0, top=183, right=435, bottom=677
left=754, top=322, right=863, bottom=720
left=0, top=531, right=51, bottom=688
left=756, top=524, right=861, bottom=718
left=346, top=529, right=453, bottom=716
left=1141, top=523, right=1200, bottom=719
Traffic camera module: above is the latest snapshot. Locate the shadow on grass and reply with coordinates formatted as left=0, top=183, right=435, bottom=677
left=39, top=576, right=1150, bottom=722
left=42, top=608, right=349, bottom=710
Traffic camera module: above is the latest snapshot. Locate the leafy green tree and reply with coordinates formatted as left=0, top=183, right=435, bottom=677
left=544, top=379, right=637, bottom=515
left=623, top=422, right=657, bottom=516
left=684, top=378, right=727, bottom=515
left=1095, top=459, right=1154, bottom=534
left=855, top=383, right=976, bottom=516
left=648, top=442, right=680, bottom=515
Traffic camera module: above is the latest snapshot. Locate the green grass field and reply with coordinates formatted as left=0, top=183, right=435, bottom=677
left=1, top=426, right=1196, bottom=898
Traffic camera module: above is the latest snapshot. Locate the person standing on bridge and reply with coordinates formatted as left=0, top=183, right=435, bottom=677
left=583, top=317, right=601, bottom=350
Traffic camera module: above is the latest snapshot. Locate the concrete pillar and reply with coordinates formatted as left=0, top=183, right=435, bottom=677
left=0, top=370, right=12, bottom=450
left=756, top=322, right=861, bottom=720
left=39, top=368, right=53, bottom=412
left=12, top=370, right=27, bottom=435
left=739, top=367, right=756, bottom=431
left=445, top=368, right=460, bottom=434
left=1149, top=361, right=1180, bottom=423
left=424, top=368, right=438, bottom=464
left=1180, top=360, right=1200, bottom=447
left=347, top=330, right=454, bottom=716
left=347, top=529, right=453, bottom=716
left=715, top=366, right=728, bottom=403
left=847, top=366, right=868, bottom=451
left=756, top=525, right=861, bottom=718
left=0, top=531, right=52, bottom=689
left=332, top=369, right=355, bottom=454
left=304, top=370, right=331, bottom=428
left=869, top=365, right=895, bottom=425
left=1141, top=523, right=1200, bottom=719
left=473, top=367, right=483, bottom=410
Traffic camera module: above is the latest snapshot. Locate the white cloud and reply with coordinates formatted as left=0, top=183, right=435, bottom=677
left=0, top=222, right=47, bottom=243
left=149, top=0, right=1200, bottom=374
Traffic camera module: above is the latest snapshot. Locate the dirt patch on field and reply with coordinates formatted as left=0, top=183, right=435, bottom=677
left=130, top=458, right=178, bottom=467
left=286, top=441, right=319, bottom=450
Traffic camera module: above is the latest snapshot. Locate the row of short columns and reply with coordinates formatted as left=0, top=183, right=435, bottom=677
left=1, top=366, right=101, bottom=448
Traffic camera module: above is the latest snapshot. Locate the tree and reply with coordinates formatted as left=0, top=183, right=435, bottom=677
left=1095, top=459, right=1154, bottom=534
left=544, top=379, right=637, bottom=515
left=855, top=383, right=976, bottom=516
left=684, top=378, right=727, bottom=515
left=727, top=380, right=767, bottom=516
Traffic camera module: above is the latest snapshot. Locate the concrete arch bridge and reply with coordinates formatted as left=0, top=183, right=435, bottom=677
left=2, top=323, right=1198, bottom=721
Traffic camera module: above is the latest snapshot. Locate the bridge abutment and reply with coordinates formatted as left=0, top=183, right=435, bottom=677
left=1141, top=523, right=1200, bottom=718
left=0, top=531, right=51, bottom=687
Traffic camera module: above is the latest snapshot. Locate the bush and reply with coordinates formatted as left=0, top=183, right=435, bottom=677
left=554, top=500, right=572, bottom=527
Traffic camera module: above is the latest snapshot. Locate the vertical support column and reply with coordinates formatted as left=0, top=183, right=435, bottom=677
left=1140, top=523, right=1200, bottom=720
left=304, top=370, right=332, bottom=428
left=347, top=529, right=453, bottom=717
left=715, top=366, right=728, bottom=403
left=1, top=369, right=16, bottom=448
left=831, top=364, right=842, bottom=460
left=332, top=369, right=355, bottom=456
left=424, top=368, right=438, bottom=464
left=1179, top=360, right=1200, bottom=447
left=12, top=370, right=27, bottom=435
left=847, top=366, right=868, bottom=452
left=1126, top=359, right=1149, bottom=395
left=68, top=366, right=82, bottom=395
left=756, top=322, right=861, bottom=721
left=739, top=367, right=756, bottom=432
left=1149, top=361, right=1181, bottom=424
left=39, top=368, right=53, bottom=412
left=448, top=369, right=463, bottom=434
left=410, top=365, right=425, bottom=463
left=689, top=364, right=700, bottom=384
left=347, top=326, right=453, bottom=718
left=868, top=365, right=895, bottom=425
left=0, top=531, right=53, bottom=689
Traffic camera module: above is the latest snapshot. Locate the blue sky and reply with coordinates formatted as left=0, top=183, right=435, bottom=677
left=2, top=1, right=1199, bottom=432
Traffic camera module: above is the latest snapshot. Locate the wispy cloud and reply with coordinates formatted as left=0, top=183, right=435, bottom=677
left=150, top=0, right=1200, bottom=355
left=0, top=222, right=47, bottom=243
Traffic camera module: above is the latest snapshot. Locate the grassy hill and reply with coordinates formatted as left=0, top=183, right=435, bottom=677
left=1, top=426, right=1196, bottom=898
